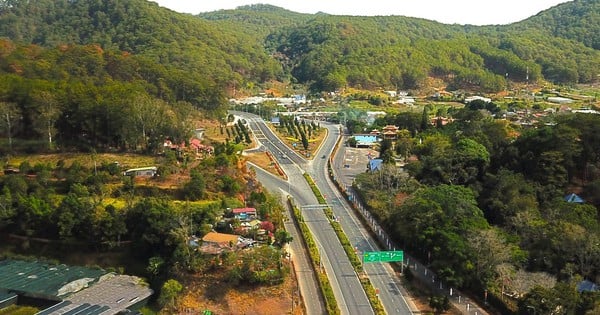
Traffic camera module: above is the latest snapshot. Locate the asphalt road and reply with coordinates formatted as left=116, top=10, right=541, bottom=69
left=332, top=138, right=490, bottom=315
left=312, top=124, right=417, bottom=315
left=236, top=111, right=373, bottom=315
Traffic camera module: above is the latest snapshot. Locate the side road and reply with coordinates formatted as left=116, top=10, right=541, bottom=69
left=250, top=163, right=326, bottom=315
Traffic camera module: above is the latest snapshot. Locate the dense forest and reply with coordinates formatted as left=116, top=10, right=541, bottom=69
left=0, top=0, right=598, bottom=97
left=0, top=0, right=284, bottom=97
left=0, top=0, right=598, bottom=151
left=0, top=39, right=215, bottom=153
left=354, top=105, right=600, bottom=314
left=203, top=2, right=600, bottom=92
left=509, top=0, right=600, bottom=50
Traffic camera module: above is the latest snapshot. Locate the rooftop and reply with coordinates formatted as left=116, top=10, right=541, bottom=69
left=0, top=260, right=106, bottom=299
left=0, top=260, right=152, bottom=315
left=64, top=274, right=152, bottom=314
left=202, top=232, right=240, bottom=244
left=232, top=207, right=257, bottom=214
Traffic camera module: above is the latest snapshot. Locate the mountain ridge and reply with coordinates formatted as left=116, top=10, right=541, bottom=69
left=0, top=0, right=598, bottom=94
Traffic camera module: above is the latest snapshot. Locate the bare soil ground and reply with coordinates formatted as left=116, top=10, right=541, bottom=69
left=169, top=270, right=447, bottom=315
left=168, top=268, right=303, bottom=315
left=245, top=151, right=284, bottom=179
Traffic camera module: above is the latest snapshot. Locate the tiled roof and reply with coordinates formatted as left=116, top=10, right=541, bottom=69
left=232, top=207, right=257, bottom=214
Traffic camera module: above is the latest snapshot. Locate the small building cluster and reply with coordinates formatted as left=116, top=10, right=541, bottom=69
left=189, top=207, right=274, bottom=255
left=163, top=136, right=214, bottom=159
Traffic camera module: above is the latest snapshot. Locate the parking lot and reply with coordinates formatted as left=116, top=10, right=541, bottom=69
left=335, top=146, right=379, bottom=187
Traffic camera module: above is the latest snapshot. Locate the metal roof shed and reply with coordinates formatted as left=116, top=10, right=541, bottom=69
left=65, top=274, right=153, bottom=314
left=0, top=291, right=18, bottom=308
left=0, top=260, right=106, bottom=300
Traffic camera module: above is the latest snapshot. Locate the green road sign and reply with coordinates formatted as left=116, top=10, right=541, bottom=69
left=363, top=250, right=404, bottom=263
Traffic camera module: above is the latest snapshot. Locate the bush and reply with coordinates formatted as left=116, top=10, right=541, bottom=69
left=158, top=279, right=183, bottom=308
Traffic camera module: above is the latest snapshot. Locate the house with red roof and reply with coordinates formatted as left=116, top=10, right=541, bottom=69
left=232, top=207, right=258, bottom=221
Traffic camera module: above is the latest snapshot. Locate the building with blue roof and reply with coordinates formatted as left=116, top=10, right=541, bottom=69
left=353, top=135, right=379, bottom=147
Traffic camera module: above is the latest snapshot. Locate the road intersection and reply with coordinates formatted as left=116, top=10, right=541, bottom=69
left=237, top=111, right=416, bottom=314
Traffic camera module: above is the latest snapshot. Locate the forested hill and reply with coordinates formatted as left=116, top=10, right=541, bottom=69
left=0, top=0, right=288, bottom=152
left=510, top=0, right=600, bottom=50
left=198, top=4, right=313, bottom=38
left=0, top=0, right=284, bottom=90
left=198, top=1, right=600, bottom=92
left=0, top=0, right=599, bottom=95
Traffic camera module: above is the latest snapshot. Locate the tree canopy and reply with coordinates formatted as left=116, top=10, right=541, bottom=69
left=1, top=0, right=598, bottom=96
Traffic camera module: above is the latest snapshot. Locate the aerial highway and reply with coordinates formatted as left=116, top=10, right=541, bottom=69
left=310, top=123, right=416, bottom=315
left=236, top=111, right=373, bottom=315
left=236, top=111, right=415, bottom=314
left=249, top=165, right=325, bottom=315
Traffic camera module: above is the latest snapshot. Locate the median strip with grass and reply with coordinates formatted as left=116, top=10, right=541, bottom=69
left=302, top=173, right=385, bottom=315
left=288, top=198, right=340, bottom=315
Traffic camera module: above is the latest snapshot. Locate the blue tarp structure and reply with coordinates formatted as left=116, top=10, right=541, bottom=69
left=564, top=193, right=584, bottom=203
left=577, top=280, right=598, bottom=292
left=354, top=135, right=378, bottom=146
left=368, top=159, right=383, bottom=172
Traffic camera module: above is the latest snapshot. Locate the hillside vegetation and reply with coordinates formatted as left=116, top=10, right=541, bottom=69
left=0, top=0, right=598, bottom=97
left=203, top=1, right=600, bottom=92
left=199, top=4, right=313, bottom=38
left=0, top=0, right=283, bottom=97
left=510, top=0, right=600, bottom=50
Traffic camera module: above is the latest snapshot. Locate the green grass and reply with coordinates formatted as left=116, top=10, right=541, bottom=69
left=5, top=152, right=157, bottom=170
left=0, top=305, right=38, bottom=315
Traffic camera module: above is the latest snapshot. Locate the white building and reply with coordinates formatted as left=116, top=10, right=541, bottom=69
left=465, top=96, right=491, bottom=103
left=547, top=96, right=573, bottom=104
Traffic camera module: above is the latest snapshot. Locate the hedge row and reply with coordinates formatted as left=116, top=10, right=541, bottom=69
left=319, top=208, right=358, bottom=269
left=289, top=198, right=340, bottom=315
left=302, top=174, right=385, bottom=315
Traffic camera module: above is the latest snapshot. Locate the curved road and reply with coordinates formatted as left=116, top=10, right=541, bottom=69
left=237, top=111, right=416, bottom=314
left=310, top=124, right=416, bottom=315
left=236, top=112, right=373, bottom=315
left=249, top=164, right=325, bottom=315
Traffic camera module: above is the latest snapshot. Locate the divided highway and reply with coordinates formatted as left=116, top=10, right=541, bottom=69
left=237, top=111, right=372, bottom=314
left=310, top=124, right=416, bottom=315
left=236, top=111, right=415, bottom=315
